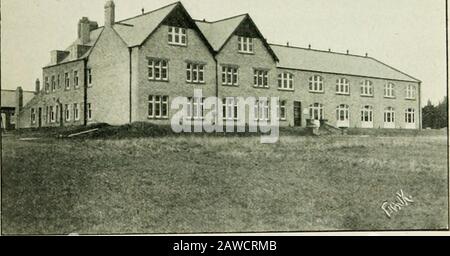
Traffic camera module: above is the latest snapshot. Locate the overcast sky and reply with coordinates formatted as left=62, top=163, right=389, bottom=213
left=2, top=0, right=447, bottom=104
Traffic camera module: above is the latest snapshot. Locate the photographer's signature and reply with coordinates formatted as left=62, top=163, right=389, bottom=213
left=381, top=189, right=414, bottom=218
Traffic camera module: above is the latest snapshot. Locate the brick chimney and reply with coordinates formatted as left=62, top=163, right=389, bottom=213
left=104, top=1, right=115, bottom=27
left=78, top=17, right=91, bottom=44
left=35, top=79, right=40, bottom=94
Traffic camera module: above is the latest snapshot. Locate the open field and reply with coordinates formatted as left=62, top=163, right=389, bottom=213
left=1, top=128, right=448, bottom=234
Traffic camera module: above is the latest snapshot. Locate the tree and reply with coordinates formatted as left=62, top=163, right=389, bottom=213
left=422, top=96, right=448, bottom=129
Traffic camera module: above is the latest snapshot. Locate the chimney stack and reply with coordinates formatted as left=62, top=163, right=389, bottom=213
left=308, top=44, right=311, bottom=49
left=286, top=42, right=289, bottom=47
left=346, top=50, right=349, bottom=55
left=78, top=17, right=91, bottom=44
left=142, top=8, right=145, bottom=14
left=15, top=87, right=23, bottom=128
left=365, top=53, right=369, bottom=57
left=35, top=79, right=40, bottom=94
left=105, top=0, right=115, bottom=27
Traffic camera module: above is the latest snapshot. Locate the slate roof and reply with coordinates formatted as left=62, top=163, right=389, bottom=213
left=1, top=90, right=35, bottom=108
left=271, top=44, right=420, bottom=82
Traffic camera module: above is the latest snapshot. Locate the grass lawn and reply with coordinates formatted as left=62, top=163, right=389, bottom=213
left=1, top=129, right=448, bottom=234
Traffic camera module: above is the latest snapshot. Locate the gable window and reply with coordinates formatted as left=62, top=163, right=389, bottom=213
left=360, top=80, right=373, bottom=96
left=45, top=77, right=49, bottom=93
left=64, top=104, right=71, bottom=121
left=238, top=36, right=253, bottom=53
left=221, top=66, right=239, bottom=86
left=336, top=78, right=350, bottom=95
left=148, top=58, right=169, bottom=81
left=87, top=103, right=92, bottom=120
left=148, top=95, right=169, bottom=119
left=186, top=63, right=205, bottom=84
left=384, top=82, right=395, bottom=98
left=51, top=76, right=56, bottom=91
left=87, top=69, right=93, bottom=87
left=64, top=72, right=70, bottom=89
left=278, top=72, right=294, bottom=90
left=74, top=71, right=79, bottom=88
left=253, top=69, right=269, bottom=88
left=73, top=103, right=80, bottom=121
left=406, top=84, right=416, bottom=99
left=309, top=75, right=324, bottom=92
left=384, top=107, right=395, bottom=128
left=31, top=108, right=36, bottom=124
left=168, top=26, right=187, bottom=46
left=309, top=103, right=324, bottom=120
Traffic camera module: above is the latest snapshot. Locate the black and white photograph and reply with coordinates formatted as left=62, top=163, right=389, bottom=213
left=0, top=0, right=448, bottom=236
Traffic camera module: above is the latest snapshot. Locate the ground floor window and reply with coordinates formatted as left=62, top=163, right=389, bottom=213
left=254, top=98, right=270, bottom=121
left=148, top=95, right=169, bottom=119
left=186, top=97, right=205, bottom=120
left=279, top=100, right=287, bottom=121
left=336, top=104, right=349, bottom=121
left=87, top=103, right=92, bottom=120
left=405, top=108, right=415, bottom=124
left=309, top=103, right=323, bottom=120
left=73, top=103, right=80, bottom=121
left=55, top=105, right=59, bottom=123
left=65, top=104, right=71, bottom=121
left=31, top=108, right=36, bottom=124
left=384, top=107, right=395, bottom=123
left=223, top=97, right=238, bottom=121
left=361, top=105, right=373, bottom=122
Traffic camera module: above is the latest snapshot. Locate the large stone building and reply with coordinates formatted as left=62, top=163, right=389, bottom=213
left=16, top=1, right=421, bottom=130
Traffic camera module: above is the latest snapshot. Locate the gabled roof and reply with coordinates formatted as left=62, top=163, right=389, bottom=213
left=271, top=44, right=420, bottom=83
left=1, top=90, right=35, bottom=108
left=113, top=2, right=178, bottom=47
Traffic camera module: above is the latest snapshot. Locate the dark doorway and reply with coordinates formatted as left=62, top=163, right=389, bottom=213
left=38, top=107, right=42, bottom=127
left=294, top=101, right=302, bottom=127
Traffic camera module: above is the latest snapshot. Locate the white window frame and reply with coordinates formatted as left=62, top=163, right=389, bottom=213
left=168, top=26, right=187, bottom=46
left=405, top=108, right=415, bottom=124
left=336, top=78, right=350, bottom=95
left=253, top=69, right=269, bottom=88
left=148, top=95, right=169, bottom=119
left=384, top=107, right=396, bottom=128
left=64, top=72, right=70, bottom=90
left=221, top=66, right=239, bottom=86
left=73, top=103, right=80, bottom=121
left=65, top=104, right=71, bottom=121
left=87, top=69, right=93, bottom=87
left=309, top=103, right=324, bottom=120
left=278, top=72, right=294, bottom=91
left=51, top=76, right=56, bottom=91
left=50, top=106, right=55, bottom=123
left=73, top=70, right=79, bottom=88
left=45, top=77, right=49, bottom=93
left=336, top=104, right=350, bottom=127
left=360, top=80, right=373, bottom=96
left=186, top=63, right=205, bottom=84
left=309, top=75, right=324, bottom=92
left=238, top=36, right=254, bottom=53
left=148, top=58, right=169, bottom=81
left=384, top=82, right=395, bottom=98
left=406, top=84, right=416, bottom=100
left=279, top=100, right=287, bottom=121
left=360, top=105, right=374, bottom=128
left=31, top=108, right=36, bottom=124
left=222, top=97, right=238, bottom=121
left=87, top=103, right=92, bottom=121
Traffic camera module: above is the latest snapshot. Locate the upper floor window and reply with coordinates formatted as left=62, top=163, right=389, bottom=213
left=87, top=69, right=93, bottom=87
left=64, top=72, right=70, bottom=89
left=168, top=26, right=187, bottom=46
left=360, top=80, right=373, bottom=96
left=238, top=36, right=253, bottom=53
left=148, top=58, right=168, bottom=81
left=384, top=82, right=395, bottom=98
left=309, top=75, right=324, bottom=92
left=57, top=74, right=61, bottom=88
left=73, top=70, right=79, bottom=88
left=278, top=72, right=294, bottom=90
left=405, top=108, right=415, bottom=124
left=51, top=76, right=56, bottom=91
left=221, top=66, right=239, bottom=86
left=148, top=95, right=169, bottom=119
left=406, top=84, right=416, bottom=99
left=45, top=77, right=49, bottom=93
left=186, top=63, right=205, bottom=84
left=336, top=78, right=350, bottom=95
left=253, top=69, right=269, bottom=88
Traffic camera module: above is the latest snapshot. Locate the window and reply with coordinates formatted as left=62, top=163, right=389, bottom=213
left=279, top=100, right=287, bottom=120
left=360, top=80, right=373, bottom=96
left=278, top=72, right=294, bottom=90
left=185, top=97, right=205, bottom=120
left=73, top=103, right=80, bottom=121
left=57, top=74, right=61, bottom=89
left=51, top=76, right=56, bottom=91
left=87, top=69, right=92, bottom=87
left=406, top=85, right=416, bottom=99
left=384, top=82, right=395, bottom=98
left=148, top=59, right=169, bottom=81
left=186, top=63, right=205, bottom=83
left=361, top=105, right=373, bottom=122
left=148, top=95, right=169, bottom=119
left=45, top=77, right=49, bottom=93
left=65, top=72, right=70, bottom=89
left=253, top=98, right=270, bottom=121
left=31, top=108, right=36, bottom=124
left=74, top=70, right=79, bottom=88
left=65, top=104, right=71, bottom=121
left=254, top=69, right=269, bottom=88
left=222, top=98, right=238, bottom=121
left=87, top=103, right=92, bottom=120
left=50, top=106, right=55, bottom=123
left=405, top=108, right=415, bottom=124
left=384, top=107, right=395, bottom=123
left=309, top=103, right=324, bottom=120
left=336, top=104, right=349, bottom=121
left=168, top=26, right=187, bottom=46
left=238, top=36, right=253, bottom=53
left=336, top=78, right=350, bottom=95
left=221, top=66, right=239, bottom=86
left=55, top=105, right=59, bottom=123
left=309, top=75, right=324, bottom=92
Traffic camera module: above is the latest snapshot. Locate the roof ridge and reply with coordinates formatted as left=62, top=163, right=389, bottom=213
left=196, top=13, right=247, bottom=24
left=269, top=43, right=370, bottom=59
left=117, top=1, right=179, bottom=23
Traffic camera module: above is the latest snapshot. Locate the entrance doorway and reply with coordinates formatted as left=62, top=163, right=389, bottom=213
left=293, top=101, right=302, bottom=127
